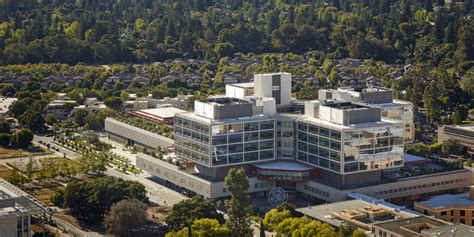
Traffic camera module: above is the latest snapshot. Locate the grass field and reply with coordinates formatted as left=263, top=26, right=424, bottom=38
left=0, top=164, right=13, bottom=178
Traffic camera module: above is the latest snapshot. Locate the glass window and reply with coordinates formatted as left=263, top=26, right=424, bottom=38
left=228, top=123, right=243, bottom=133
left=229, top=154, right=243, bottom=163
left=212, top=156, right=227, bottom=165
left=330, top=151, right=341, bottom=161
left=308, top=135, right=318, bottom=144
left=228, top=133, right=242, bottom=143
left=201, top=124, right=209, bottom=133
left=244, top=132, right=259, bottom=141
left=298, top=151, right=308, bottom=162
left=260, top=150, right=274, bottom=160
left=344, top=163, right=359, bottom=172
left=308, top=144, right=318, bottom=154
left=308, top=155, right=318, bottom=165
left=319, top=148, right=329, bottom=159
left=212, top=124, right=227, bottom=135
left=260, top=130, right=274, bottom=140
left=244, top=122, right=259, bottom=131
left=212, top=135, right=227, bottom=145
left=330, top=141, right=341, bottom=150
left=319, top=158, right=329, bottom=168
left=260, top=140, right=274, bottom=150
left=330, top=161, right=341, bottom=172
left=260, top=120, right=274, bottom=130
left=330, top=130, right=341, bottom=139
left=298, top=122, right=307, bottom=131
left=228, top=144, right=243, bottom=153
left=319, top=127, right=330, bottom=137
left=320, top=138, right=329, bottom=148
left=308, top=125, right=318, bottom=133
left=244, top=142, right=258, bottom=151
left=245, top=152, right=259, bottom=162
left=298, top=141, right=308, bottom=151
left=298, top=131, right=308, bottom=142
left=213, top=145, right=227, bottom=155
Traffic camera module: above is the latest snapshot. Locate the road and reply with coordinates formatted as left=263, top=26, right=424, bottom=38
left=33, top=135, right=77, bottom=159
left=100, top=138, right=187, bottom=206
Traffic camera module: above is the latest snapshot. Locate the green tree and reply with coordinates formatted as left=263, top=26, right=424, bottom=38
left=0, top=119, right=11, bottom=134
left=75, top=152, right=108, bottom=175
left=8, top=100, right=28, bottom=118
left=12, top=129, right=33, bottom=148
left=352, top=230, right=367, bottom=237
left=103, top=199, right=148, bottom=237
left=224, top=167, right=253, bottom=237
left=74, top=109, right=89, bottom=127
left=62, top=176, right=148, bottom=222
left=442, top=139, right=464, bottom=157
left=275, top=216, right=337, bottom=236
left=25, top=155, right=34, bottom=181
left=18, top=110, right=45, bottom=132
left=0, top=133, right=11, bottom=146
left=166, top=219, right=230, bottom=237
left=104, top=96, right=123, bottom=110
left=452, top=104, right=464, bottom=125
left=263, top=209, right=292, bottom=231
left=165, top=196, right=224, bottom=230
left=460, top=73, right=474, bottom=97
left=45, top=114, right=58, bottom=126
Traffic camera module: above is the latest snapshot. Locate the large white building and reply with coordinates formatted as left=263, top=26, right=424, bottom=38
left=136, top=73, right=470, bottom=204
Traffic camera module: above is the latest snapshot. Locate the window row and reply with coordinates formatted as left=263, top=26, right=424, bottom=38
left=212, top=150, right=275, bottom=165
left=211, top=120, right=275, bottom=135
left=175, top=118, right=210, bottom=134
left=213, top=140, right=275, bottom=155
left=297, top=122, right=341, bottom=140
left=303, top=185, right=330, bottom=198
left=373, top=178, right=467, bottom=196
left=175, top=129, right=209, bottom=143
left=212, top=130, right=274, bottom=145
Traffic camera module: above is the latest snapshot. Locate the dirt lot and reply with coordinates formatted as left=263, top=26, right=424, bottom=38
left=23, top=182, right=64, bottom=206
left=0, top=146, right=53, bottom=159
left=0, top=164, right=13, bottom=178
left=147, top=205, right=172, bottom=223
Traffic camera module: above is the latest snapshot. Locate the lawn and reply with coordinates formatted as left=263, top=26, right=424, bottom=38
left=0, top=164, right=13, bottom=178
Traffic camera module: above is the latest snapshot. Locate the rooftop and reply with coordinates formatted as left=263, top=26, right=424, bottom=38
left=418, top=192, right=474, bottom=209
left=322, top=101, right=371, bottom=110
left=421, top=224, right=474, bottom=237
left=372, top=216, right=448, bottom=236
left=201, top=97, right=252, bottom=106
left=229, top=82, right=254, bottom=89
left=0, top=97, right=17, bottom=115
left=132, top=107, right=187, bottom=119
left=296, top=199, right=411, bottom=229
left=0, top=178, right=48, bottom=215
left=445, top=124, right=474, bottom=132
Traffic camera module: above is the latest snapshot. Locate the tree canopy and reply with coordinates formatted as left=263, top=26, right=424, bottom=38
left=61, top=176, right=148, bottom=223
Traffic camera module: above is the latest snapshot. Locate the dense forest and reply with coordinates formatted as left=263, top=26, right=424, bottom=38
left=0, top=0, right=473, bottom=137
left=0, top=0, right=473, bottom=66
